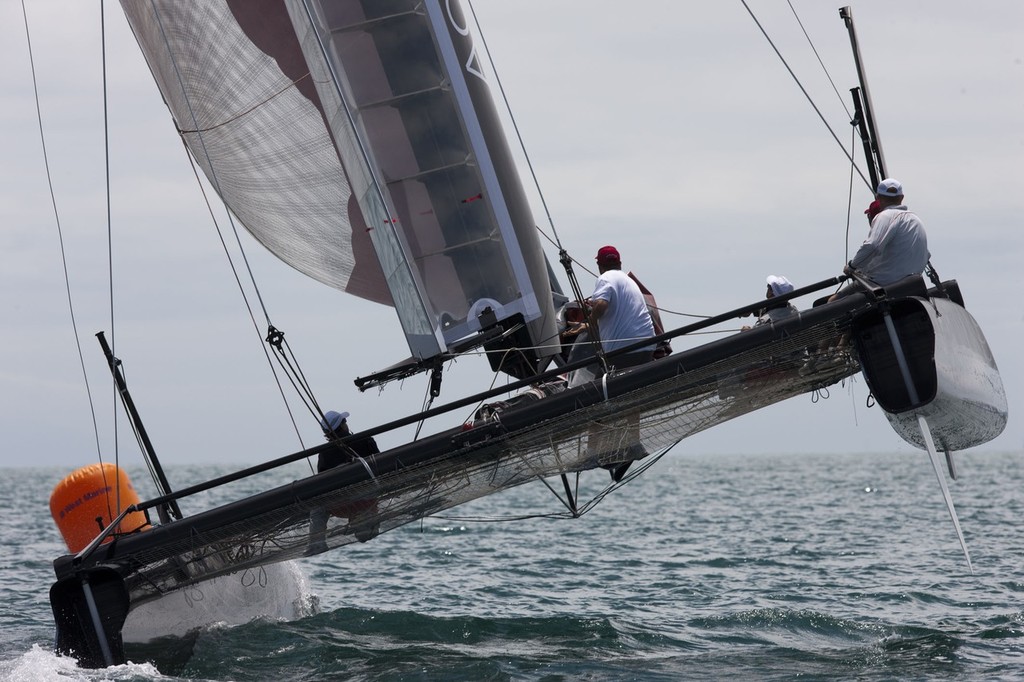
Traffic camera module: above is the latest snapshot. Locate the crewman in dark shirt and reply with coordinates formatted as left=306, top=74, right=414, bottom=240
left=307, top=410, right=381, bottom=554
left=317, top=410, right=379, bottom=472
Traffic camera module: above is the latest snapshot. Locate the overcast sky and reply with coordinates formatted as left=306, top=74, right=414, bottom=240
left=2, top=1, right=1021, bottom=475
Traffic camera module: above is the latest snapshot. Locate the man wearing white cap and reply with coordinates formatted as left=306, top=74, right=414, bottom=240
left=743, top=275, right=798, bottom=330
left=842, top=178, right=929, bottom=288
left=317, top=410, right=379, bottom=473
left=307, top=410, right=382, bottom=552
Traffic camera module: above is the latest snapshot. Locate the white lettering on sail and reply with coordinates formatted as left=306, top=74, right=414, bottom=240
left=445, top=0, right=486, bottom=82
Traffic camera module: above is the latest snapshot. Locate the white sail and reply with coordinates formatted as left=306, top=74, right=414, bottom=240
left=121, top=0, right=561, bottom=367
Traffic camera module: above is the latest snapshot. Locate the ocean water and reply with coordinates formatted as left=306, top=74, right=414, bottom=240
left=2, top=450, right=1023, bottom=681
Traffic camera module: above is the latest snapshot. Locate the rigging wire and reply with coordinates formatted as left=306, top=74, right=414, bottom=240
left=748, top=1, right=876, bottom=303
left=466, top=1, right=611, bottom=376
left=845, top=121, right=858, bottom=265
left=786, top=0, right=878, bottom=298
left=117, top=363, right=170, bottom=497
left=434, top=444, right=676, bottom=524
left=466, top=1, right=614, bottom=372
left=785, top=0, right=853, bottom=120
left=534, top=227, right=709, bottom=322
left=413, top=376, right=436, bottom=441
left=178, top=149, right=314, bottom=471
left=99, top=0, right=123, bottom=518
left=739, top=0, right=872, bottom=191
left=469, top=2, right=710, bottom=335
left=466, top=1, right=610, bottom=372
left=466, top=0, right=561, bottom=250
left=147, top=0, right=325, bottom=457
left=20, top=0, right=107, bottom=478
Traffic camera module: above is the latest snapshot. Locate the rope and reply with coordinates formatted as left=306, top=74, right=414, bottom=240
left=20, top=0, right=107, bottom=488
left=146, top=0, right=328, bottom=456
left=413, top=377, right=436, bottom=441
left=845, top=122, right=858, bottom=265
left=146, top=3, right=270, bottom=323
left=99, top=1, right=123, bottom=512
left=740, top=0, right=871, bottom=191
left=467, top=0, right=718, bottom=348
left=792, top=0, right=882, bottom=317
left=466, top=0, right=562, bottom=249
left=786, top=0, right=853, bottom=119
left=179, top=146, right=309, bottom=460
left=434, top=443, right=677, bottom=524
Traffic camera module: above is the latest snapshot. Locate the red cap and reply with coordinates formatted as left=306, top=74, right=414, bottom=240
left=596, top=245, right=620, bottom=265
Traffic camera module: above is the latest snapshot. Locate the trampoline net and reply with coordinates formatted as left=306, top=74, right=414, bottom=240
left=110, top=314, right=858, bottom=606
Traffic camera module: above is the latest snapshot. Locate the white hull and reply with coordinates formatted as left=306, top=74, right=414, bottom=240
left=884, top=297, right=1007, bottom=451
left=122, top=561, right=310, bottom=643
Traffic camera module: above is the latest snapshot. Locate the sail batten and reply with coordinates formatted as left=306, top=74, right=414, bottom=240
left=324, top=7, right=423, bottom=34
left=358, top=83, right=449, bottom=111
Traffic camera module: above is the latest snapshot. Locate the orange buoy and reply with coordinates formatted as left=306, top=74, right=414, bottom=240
left=49, top=462, right=150, bottom=553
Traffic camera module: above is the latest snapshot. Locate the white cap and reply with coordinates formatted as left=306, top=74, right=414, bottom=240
left=320, top=410, right=350, bottom=432
left=876, top=178, right=904, bottom=197
left=766, top=275, right=795, bottom=297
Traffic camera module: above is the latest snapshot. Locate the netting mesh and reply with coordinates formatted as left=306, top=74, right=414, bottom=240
left=116, top=314, right=858, bottom=607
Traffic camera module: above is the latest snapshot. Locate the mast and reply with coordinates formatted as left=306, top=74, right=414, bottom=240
left=96, top=332, right=181, bottom=523
left=848, top=86, right=879, bottom=190
left=840, top=6, right=887, bottom=183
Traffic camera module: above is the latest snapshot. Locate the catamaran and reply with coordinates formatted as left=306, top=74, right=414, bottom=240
left=37, top=1, right=1006, bottom=668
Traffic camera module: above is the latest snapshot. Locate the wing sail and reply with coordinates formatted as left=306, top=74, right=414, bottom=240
left=121, top=0, right=561, bottom=366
